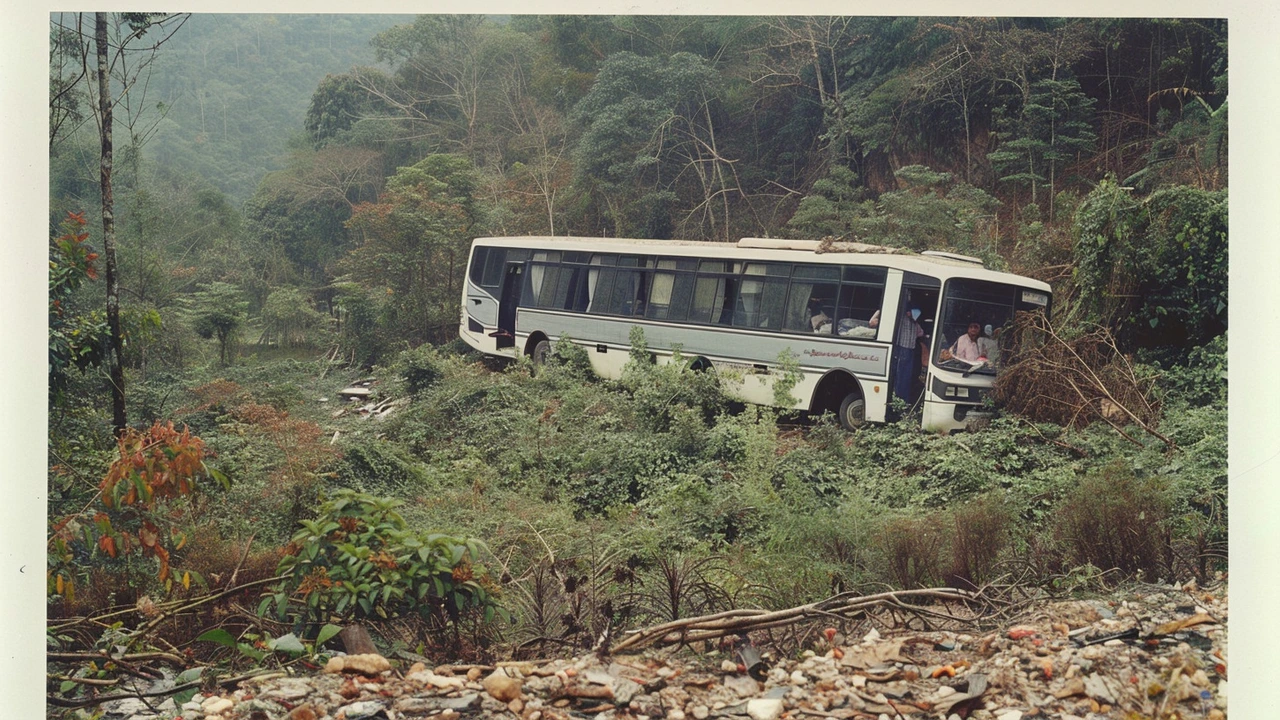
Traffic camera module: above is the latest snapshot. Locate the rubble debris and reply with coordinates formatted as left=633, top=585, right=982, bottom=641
left=105, top=581, right=1225, bottom=720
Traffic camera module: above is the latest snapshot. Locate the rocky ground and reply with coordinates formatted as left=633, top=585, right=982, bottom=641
left=94, top=580, right=1228, bottom=720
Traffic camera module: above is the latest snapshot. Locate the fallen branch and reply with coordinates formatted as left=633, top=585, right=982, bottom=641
left=612, top=586, right=1003, bottom=653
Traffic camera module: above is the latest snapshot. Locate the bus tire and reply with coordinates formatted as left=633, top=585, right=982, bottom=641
left=532, top=339, right=552, bottom=367
left=838, top=393, right=866, bottom=430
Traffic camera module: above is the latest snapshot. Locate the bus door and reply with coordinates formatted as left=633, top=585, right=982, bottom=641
left=494, top=262, right=524, bottom=349
left=898, top=273, right=941, bottom=405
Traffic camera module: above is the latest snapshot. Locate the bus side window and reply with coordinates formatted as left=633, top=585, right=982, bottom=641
left=469, top=247, right=488, bottom=285
left=691, top=276, right=723, bottom=324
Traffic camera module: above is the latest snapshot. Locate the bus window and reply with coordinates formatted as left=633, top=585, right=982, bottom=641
left=587, top=265, right=617, bottom=314
left=480, top=248, right=505, bottom=287
left=733, top=264, right=787, bottom=330
left=833, top=266, right=887, bottom=338
left=469, top=247, right=489, bottom=285
left=691, top=276, right=723, bottom=323
left=648, top=271, right=695, bottom=321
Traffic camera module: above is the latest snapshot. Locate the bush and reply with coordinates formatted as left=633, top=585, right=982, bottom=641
left=877, top=515, right=945, bottom=589
left=1052, top=463, right=1172, bottom=580
left=263, top=490, right=505, bottom=627
left=946, top=495, right=1013, bottom=587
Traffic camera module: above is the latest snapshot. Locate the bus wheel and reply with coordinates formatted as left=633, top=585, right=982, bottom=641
left=532, top=339, right=552, bottom=367
left=838, top=393, right=866, bottom=430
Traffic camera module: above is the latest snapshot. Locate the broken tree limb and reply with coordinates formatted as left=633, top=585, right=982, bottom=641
left=612, top=587, right=1000, bottom=653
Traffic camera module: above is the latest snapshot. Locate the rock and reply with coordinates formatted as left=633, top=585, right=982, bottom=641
left=723, top=674, right=760, bottom=698
left=201, top=696, right=234, bottom=715
left=614, top=678, right=644, bottom=705
left=345, top=654, right=393, bottom=675
left=788, top=670, right=807, bottom=686
left=1082, top=673, right=1117, bottom=704
left=262, top=679, right=315, bottom=702
left=288, top=705, right=320, bottom=720
left=995, top=711, right=1023, bottom=720
left=668, top=710, right=686, bottom=720
left=720, top=660, right=739, bottom=673
left=484, top=671, right=525, bottom=702
left=337, top=700, right=387, bottom=719
left=691, top=705, right=710, bottom=719
left=745, top=698, right=784, bottom=720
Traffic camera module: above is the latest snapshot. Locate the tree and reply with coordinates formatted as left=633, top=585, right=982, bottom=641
left=988, top=77, right=1097, bottom=217
left=342, top=155, right=483, bottom=348
left=187, top=282, right=249, bottom=365
left=49, top=12, right=189, bottom=433
left=572, top=51, right=739, bottom=239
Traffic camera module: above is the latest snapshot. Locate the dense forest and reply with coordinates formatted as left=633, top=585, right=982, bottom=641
left=43, top=13, right=1230, bottom=716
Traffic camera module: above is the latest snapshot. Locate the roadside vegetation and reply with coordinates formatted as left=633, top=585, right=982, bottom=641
left=45, top=13, right=1226, bottom=714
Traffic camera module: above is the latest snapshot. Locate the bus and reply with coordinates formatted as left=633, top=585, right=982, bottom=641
left=458, top=236, right=1051, bottom=433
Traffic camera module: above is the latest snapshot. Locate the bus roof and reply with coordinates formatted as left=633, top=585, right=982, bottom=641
left=472, top=236, right=1051, bottom=292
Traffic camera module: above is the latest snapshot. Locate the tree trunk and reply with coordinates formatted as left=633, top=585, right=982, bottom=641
left=96, top=13, right=127, bottom=435
left=337, top=624, right=380, bottom=655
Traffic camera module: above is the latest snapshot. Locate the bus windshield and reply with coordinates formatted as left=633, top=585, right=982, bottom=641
left=933, top=278, right=1047, bottom=375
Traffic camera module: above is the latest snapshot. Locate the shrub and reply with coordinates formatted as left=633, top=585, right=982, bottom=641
left=1052, top=463, right=1172, bottom=580
left=878, top=515, right=945, bottom=589
left=393, top=344, right=447, bottom=396
left=946, top=495, right=1013, bottom=587
left=262, top=490, right=505, bottom=627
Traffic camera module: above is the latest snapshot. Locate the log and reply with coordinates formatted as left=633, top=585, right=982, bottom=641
left=338, top=624, right=380, bottom=655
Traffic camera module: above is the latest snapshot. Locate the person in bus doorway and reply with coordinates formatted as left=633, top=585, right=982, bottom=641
left=893, top=307, right=925, bottom=403
left=947, top=322, right=984, bottom=362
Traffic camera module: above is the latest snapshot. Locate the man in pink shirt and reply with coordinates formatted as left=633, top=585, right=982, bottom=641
left=948, top=322, right=984, bottom=362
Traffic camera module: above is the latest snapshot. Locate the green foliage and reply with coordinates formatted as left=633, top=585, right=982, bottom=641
left=340, top=154, right=483, bottom=352
left=49, top=211, right=108, bottom=402
left=988, top=77, right=1097, bottom=210
left=848, top=166, right=1001, bottom=259
left=1073, top=179, right=1227, bottom=350
left=1147, top=334, right=1227, bottom=408
left=785, top=166, right=867, bottom=238
left=260, top=286, right=333, bottom=348
left=391, top=344, right=447, bottom=396
left=264, top=490, right=505, bottom=626
left=185, top=282, right=250, bottom=365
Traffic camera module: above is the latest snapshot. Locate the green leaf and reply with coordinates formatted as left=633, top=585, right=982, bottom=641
left=237, top=642, right=267, bottom=661
left=268, top=633, right=307, bottom=654
left=59, top=680, right=76, bottom=693
left=316, top=623, right=344, bottom=646
left=195, top=628, right=238, bottom=649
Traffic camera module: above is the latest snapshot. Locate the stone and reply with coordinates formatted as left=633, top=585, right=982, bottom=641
left=614, top=678, right=644, bottom=705
left=484, top=671, right=525, bottom=702
left=720, top=660, right=739, bottom=673
left=338, top=700, right=387, bottom=718
left=995, top=711, right=1023, bottom=720
left=691, top=705, right=710, bottom=719
left=668, top=710, right=686, bottom=720
left=288, top=705, right=320, bottom=720
left=723, top=674, right=759, bottom=698
left=1082, top=673, right=1117, bottom=705
left=263, top=679, right=315, bottom=702
left=745, top=699, right=783, bottom=720
left=201, top=696, right=234, bottom=715
left=326, top=653, right=392, bottom=676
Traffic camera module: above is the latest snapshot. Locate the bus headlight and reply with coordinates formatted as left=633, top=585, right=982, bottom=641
left=943, top=385, right=971, bottom=398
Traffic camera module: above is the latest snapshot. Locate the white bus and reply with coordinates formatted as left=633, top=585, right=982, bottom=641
left=458, top=236, right=1051, bottom=433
